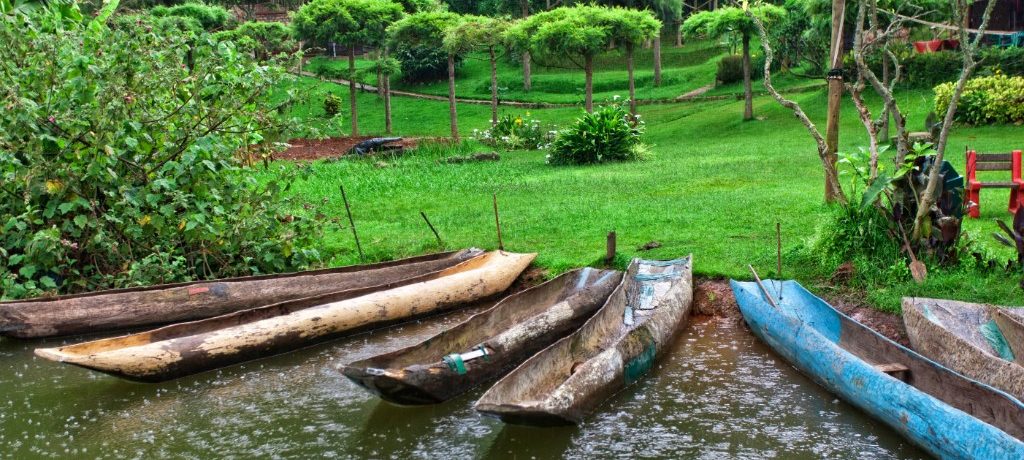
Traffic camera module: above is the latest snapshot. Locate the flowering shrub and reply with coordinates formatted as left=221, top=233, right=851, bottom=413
left=547, top=101, right=646, bottom=165
left=473, top=113, right=554, bottom=150
left=934, top=73, right=1024, bottom=125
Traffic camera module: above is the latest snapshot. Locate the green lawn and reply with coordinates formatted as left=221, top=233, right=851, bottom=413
left=272, top=46, right=1023, bottom=313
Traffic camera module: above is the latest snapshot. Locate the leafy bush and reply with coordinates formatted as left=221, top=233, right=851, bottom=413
left=979, top=46, right=1024, bottom=78
left=214, top=21, right=296, bottom=61
left=862, top=48, right=1024, bottom=88
left=0, top=7, right=324, bottom=299
left=716, top=54, right=765, bottom=85
left=324, top=93, right=343, bottom=117
left=934, top=73, right=1024, bottom=125
left=394, top=42, right=460, bottom=83
left=476, top=73, right=680, bottom=96
left=548, top=102, right=645, bottom=165
left=151, top=2, right=230, bottom=31
left=473, top=113, right=554, bottom=150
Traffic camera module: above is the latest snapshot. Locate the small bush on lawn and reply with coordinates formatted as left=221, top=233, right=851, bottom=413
left=395, top=43, right=461, bottom=83
left=473, top=113, right=554, bottom=150
left=934, top=73, right=1024, bottom=125
left=324, top=93, right=343, bottom=117
left=548, top=102, right=646, bottom=165
left=716, top=54, right=765, bottom=85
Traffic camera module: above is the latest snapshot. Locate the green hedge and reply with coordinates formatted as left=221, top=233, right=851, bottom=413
left=716, top=54, right=766, bottom=85
left=864, top=47, right=1024, bottom=88
left=934, top=74, right=1024, bottom=125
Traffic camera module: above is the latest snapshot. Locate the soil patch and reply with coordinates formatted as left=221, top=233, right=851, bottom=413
left=274, top=136, right=427, bottom=161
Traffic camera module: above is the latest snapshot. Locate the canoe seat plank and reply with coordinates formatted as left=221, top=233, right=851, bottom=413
left=874, top=363, right=910, bottom=376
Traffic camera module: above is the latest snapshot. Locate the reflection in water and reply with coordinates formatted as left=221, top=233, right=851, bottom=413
left=0, top=312, right=926, bottom=458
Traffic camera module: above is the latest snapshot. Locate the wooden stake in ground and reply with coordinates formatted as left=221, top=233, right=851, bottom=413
left=340, top=185, right=364, bottom=262
left=606, top=231, right=617, bottom=266
left=776, top=222, right=782, bottom=278
left=420, top=211, right=443, bottom=247
left=493, top=193, right=504, bottom=251
left=823, top=0, right=846, bottom=203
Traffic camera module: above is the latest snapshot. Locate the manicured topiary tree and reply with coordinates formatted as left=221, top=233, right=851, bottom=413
left=507, top=6, right=618, bottom=113
left=390, top=11, right=464, bottom=140
left=602, top=7, right=661, bottom=117
left=683, top=5, right=785, bottom=121
left=444, top=15, right=510, bottom=126
left=293, top=0, right=404, bottom=136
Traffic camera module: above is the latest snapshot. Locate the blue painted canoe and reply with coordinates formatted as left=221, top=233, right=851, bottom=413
left=731, top=279, right=1024, bottom=459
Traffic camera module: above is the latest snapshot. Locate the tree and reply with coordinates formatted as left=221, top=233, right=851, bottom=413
left=683, top=5, right=785, bottom=121
left=444, top=16, right=510, bottom=126
left=506, top=5, right=618, bottom=113
left=293, top=0, right=404, bottom=136
left=603, top=7, right=661, bottom=117
left=390, top=10, right=464, bottom=139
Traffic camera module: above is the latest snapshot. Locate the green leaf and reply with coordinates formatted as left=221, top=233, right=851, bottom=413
left=19, top=264, right=37, bottom=279
left=74, top=215, right=88, bottom=228
left=40, top=276, right=57, bottom=289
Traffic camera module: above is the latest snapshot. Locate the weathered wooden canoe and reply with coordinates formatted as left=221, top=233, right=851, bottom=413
left=342, top=267, right=622, bottom=405
left=1, top=249, right=484, bottom=338
left=994, top=307, right=1024, bottom=363
left=902, top=297, right=1024, bottom=401
left=34, top=251, right=535, bottom=382
left=732, top=280, right=1024, bottom=458
left=475, top=256, right=692, bottom=426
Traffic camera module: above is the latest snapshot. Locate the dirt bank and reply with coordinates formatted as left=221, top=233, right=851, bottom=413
left=274, top=136, right=428, bottom=161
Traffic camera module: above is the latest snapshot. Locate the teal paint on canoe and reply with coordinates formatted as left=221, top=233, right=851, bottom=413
left=731, top=279, right=1024, bottom=460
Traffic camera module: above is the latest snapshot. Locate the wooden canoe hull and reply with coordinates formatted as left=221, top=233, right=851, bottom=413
left=993, top=308, right=1024, bottom=365
left=1, top=249, right=482, bottom=338
left=902, top=297, right=1024, bottom=402
left=34, top=251, right=535, bottom=382
left=342, top=267, right=622, bottom=405
left=475, top=256, right=693, bottom=426
left=733, top=280, right=1024, bottom=458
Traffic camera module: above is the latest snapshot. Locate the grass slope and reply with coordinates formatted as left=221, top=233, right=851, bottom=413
left=273, top=51, right=1023, bottom=312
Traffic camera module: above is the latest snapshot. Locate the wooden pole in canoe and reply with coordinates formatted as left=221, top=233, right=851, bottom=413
left=776, top=222, right=782, bottom=278
left=420, top=211, right=443, bottom=247
left=493, top=193, right=504, bottom=251
left=748, top=264, right=780, bottom=309
left=606, top=231, right=617, bottom=266
left=340, top=185, right=364, bottom=262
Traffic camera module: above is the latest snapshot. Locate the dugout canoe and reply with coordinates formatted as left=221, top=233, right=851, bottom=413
left=342, top=267, right=622, bottom=405
left=0, top=249, right=483, bottom=339
left=994, top=307, right=1024, bottom=363
left=475, top=256, right=692, bottom=426
left=902, top=297, right=1024, bottom=401
left=732, top=280, right=1024, bottom=458
left=34, top=251, right=535, bottom=382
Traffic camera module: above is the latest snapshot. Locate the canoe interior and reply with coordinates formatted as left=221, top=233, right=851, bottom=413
left=476, top=256, right=692, bottom=426
left=342, top=267, right=622, bottom=405
left=994, top=308, right=1024, bottom=364
left=37, top=251, right=498, bottom=359
left=755, top=282, right=1024, bottom=441
left=0, top=249, right=481, bottom=338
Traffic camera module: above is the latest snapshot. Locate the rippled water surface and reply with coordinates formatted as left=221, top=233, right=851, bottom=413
left=0, top=311, right=926, bottom=459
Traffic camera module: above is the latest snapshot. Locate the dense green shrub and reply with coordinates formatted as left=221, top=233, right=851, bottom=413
left=324, top=93, right=343, bottom=117
left=716, top=54, right=765, bottom=85
left=394, top=42, right=460, bottom=83
left=0, top=7, right=323, bottom=299
left=979, top=46, right=1024, bottom=77
left=934, top=74, right=1024, bottom=125
left=473, top=113, right=554, bottom=150
left=862, top=48, right=1024, bottom=88
left=214, top=21, right=296, bottom=61
left=548, top=102, right=645, bottom=165
left=151, top=2, right=230, bottom=31
left=475, top=73, right=680, bottom=96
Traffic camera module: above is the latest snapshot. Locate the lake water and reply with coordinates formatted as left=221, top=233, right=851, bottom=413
left=0, top=311, right=926, bottom=459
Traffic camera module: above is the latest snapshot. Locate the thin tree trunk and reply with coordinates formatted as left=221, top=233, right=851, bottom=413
left=585, top=54, right=594, bottom=113
left=880, top=55, right=890, bottom=140
left=349, top=45, right=358, bottom=136
left=522, top=1, right=532, bottom=91
left=448, top=54, right=459, bottom=141
left=653, top=34, right=663, bottom=86
left=675, top=19, right=683, bottom=47
left=490, top=46, right=499, bottom=126
left=627, top=44, right=637, bottom=117
left=384, top=74, right=392, bottom=134
left=742, top=32, right=753, bottom=120
left=824, top=0, right=846, bottom=203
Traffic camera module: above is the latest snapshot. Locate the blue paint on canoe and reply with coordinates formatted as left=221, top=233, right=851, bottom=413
left=731, top=279, right=1024, bottom=459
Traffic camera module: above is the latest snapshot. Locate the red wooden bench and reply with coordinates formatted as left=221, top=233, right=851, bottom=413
left=966, top=149, right=1024, bottom=218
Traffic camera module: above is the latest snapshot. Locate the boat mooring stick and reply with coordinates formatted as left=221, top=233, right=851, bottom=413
left=340, top=185, right=364, bottom=262
left=748, top=264, right=781, bottom=309
left=776, top=222, right=782, bottom=278
left=420, top=211, right=443, bottom=247
left=493, top=193, right=504, bottom=251
left=606, top=231, right=616, bottom=266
